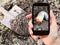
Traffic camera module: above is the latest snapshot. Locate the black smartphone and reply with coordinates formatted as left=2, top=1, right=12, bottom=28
left=32, top=3, right=50, bottom=35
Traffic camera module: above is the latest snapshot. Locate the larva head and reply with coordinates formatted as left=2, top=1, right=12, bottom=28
left=35, top=18, right=43, bottom=23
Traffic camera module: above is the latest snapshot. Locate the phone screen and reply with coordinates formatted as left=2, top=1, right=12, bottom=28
left=32, top=3, right=50, bottom=35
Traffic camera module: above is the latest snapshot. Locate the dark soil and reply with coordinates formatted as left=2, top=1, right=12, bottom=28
left=0, top=0, right=60, bottom=45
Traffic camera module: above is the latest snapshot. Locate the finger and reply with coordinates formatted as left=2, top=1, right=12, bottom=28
left=50, top=10, right=56, bottom=25
left=39, top=35, right=48, bottom=39
left=29, top=27, right=33, bottom=35
left=31, top=34, right=39, bottom=38
left=28, top=20, right=33, bottom=34
left=28, top=20, right=39, bottom=38
left=26, top=13, right=32, bottom=18
left=28, top=20, right=33, bottom=28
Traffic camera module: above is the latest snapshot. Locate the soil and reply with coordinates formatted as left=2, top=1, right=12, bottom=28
left=0, top=0, right=60, bottom=45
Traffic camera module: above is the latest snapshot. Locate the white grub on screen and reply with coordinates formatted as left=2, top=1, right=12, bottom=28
left=35, top=11, right=48, bottom=23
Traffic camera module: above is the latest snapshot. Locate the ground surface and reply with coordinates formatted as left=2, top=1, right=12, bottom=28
left=0, top=0, right=60, bottom=45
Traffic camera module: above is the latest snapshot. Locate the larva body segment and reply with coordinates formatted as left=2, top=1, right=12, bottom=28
left=35, top=11, right=48, bottom=23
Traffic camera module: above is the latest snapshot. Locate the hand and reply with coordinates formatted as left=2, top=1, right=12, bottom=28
left=26, top=10, right=58, bottom=45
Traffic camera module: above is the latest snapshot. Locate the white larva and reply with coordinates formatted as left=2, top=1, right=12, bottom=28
left=35, top=11, right=48, bottom=23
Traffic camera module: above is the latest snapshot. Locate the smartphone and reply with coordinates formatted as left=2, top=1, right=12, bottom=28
left=32, top=3, right=50, bottom=35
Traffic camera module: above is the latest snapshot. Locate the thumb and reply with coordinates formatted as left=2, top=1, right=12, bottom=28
left=26, top=13, right=32, bottom=18
left=50, top=10, right=56, bottom=24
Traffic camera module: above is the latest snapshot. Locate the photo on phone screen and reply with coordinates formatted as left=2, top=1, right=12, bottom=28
left=32, top=3, right=50, bottom=35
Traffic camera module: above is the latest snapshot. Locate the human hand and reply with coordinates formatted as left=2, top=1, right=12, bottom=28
left=26, top=10, right=58, bottom=45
